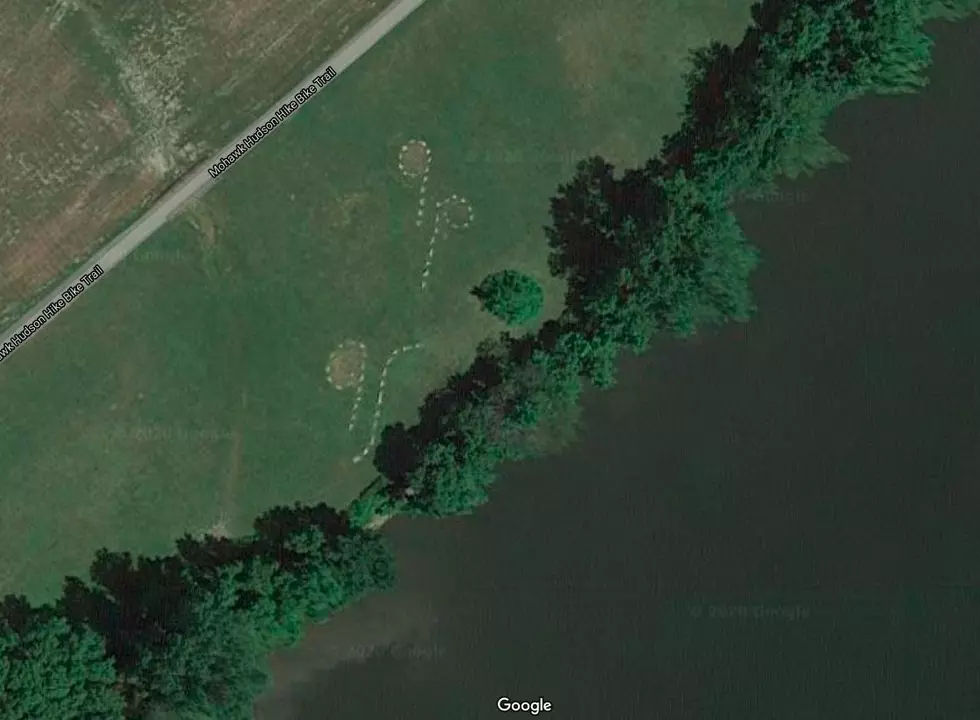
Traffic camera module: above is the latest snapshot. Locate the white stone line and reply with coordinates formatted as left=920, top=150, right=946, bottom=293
left=446, top=195, right=475, bottom=229
left=420, top=203, right=445, bottom=291
left=416, top=163, right=430, bottom=228
left=420, top=196, right=474, bottom=291
left=397, top=139, right=432, bottom=228
left=347, top=345, right=368, bottom=432
left=352, top=342, right=424, bottom=464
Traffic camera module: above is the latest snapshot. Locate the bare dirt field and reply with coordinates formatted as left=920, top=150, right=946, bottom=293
left=0, top=0, right=390, bottom=324
left=0, top=3, right=153, bottom=319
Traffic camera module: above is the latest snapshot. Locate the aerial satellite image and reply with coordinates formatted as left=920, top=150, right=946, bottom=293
left=0, top=0, right=978, bottom=717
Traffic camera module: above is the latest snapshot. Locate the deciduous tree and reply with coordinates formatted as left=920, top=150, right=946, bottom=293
left=0, top=599, right=123, bottom=720
left=472, top=270, right=545, bottom=326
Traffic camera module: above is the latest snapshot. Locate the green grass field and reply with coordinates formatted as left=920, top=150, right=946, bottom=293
left=0, top=0, right=753, bottom=599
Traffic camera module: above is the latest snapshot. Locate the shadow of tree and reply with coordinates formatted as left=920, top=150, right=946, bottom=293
left=254, top=503, right=350, bottom=551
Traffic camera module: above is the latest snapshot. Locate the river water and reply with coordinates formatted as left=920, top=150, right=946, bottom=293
left=255, top=19, right=980, bottom=719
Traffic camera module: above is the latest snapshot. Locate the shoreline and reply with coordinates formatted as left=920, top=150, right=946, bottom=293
left=365, top=514, right=393, bottom=531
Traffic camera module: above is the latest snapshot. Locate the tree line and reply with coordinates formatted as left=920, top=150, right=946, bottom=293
left=2, top=0, right=977, bottom=716
left=363, top=0, right=977, bottom=522
left=0, top=504, right=393, bottom=718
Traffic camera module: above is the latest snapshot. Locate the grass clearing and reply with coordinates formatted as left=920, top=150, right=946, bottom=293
left=0, top=0, right=753, bottom=599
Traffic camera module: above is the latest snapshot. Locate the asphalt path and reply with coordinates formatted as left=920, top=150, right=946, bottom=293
left=0, top=0, right=427, bottom=363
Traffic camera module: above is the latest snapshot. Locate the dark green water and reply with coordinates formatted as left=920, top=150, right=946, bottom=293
left=256, top=19, right=980, bottom=719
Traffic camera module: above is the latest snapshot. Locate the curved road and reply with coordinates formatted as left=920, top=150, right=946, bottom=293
left=0, top=0, right=427, bottom=362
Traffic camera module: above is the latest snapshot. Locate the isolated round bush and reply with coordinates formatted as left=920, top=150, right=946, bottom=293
left=472, top=270, right=544, bottom=326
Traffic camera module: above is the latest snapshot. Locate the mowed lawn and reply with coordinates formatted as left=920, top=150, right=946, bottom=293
left=0, top=0, right=752, bottom=599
